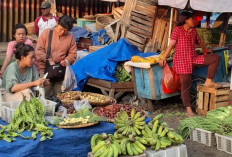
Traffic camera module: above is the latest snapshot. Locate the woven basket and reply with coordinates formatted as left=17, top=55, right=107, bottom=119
left=96, top=16, right=115, bottom=31
left=80, top=92, right=116, bottom=106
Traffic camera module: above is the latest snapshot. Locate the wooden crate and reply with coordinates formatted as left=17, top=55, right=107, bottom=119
left=196, top=82, right=230, bottom=115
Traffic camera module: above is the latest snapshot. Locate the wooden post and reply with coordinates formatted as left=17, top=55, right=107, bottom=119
left=9, top=0, right=13, bottom=41
left=3, top=0, right=7, bottom=41
left=219, top=13, right=231, bottom=47
left=206, top=13, right=211, bottom=28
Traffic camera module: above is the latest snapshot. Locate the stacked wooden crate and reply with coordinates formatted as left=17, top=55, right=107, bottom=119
left=196, top=82, right=230, bottom=115
left=125, top=8, right=156, bottom=51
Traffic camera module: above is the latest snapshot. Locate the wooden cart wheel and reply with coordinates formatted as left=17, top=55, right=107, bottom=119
left=190, top=76, right=206, bottom=107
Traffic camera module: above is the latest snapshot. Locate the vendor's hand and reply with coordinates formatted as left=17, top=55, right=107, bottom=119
left=40, top=79, right=50, bottom=88
left=60, top=60, right=68, bottom=67
left=159, top=58, right=166, bottom=67
left=34, top=78, right=48, bottom=87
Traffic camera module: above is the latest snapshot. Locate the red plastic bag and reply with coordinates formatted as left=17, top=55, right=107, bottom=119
left=162, top=64, right=180, bottom=94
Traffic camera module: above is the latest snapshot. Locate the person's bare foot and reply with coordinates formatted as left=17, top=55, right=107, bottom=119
left=204, top=79, right=222, bottom=88
left=186, top=107, right=195, bottom=117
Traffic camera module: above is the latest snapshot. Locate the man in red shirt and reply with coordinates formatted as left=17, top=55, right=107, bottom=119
left=159, top=11, right=220, bottom=117
left=34, top=1, right=58, bottom=36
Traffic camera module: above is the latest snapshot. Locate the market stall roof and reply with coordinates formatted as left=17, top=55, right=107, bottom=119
left=158, top=0, right=232, bottom=12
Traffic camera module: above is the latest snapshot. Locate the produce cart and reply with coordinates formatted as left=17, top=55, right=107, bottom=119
left=131, top=48, right=231, bottom=112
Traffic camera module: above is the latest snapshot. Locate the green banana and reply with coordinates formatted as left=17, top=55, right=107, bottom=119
left=133, top=142, right=143, bottom=154
left=121, top=110, right=129, bottom=119
left=134, top=140, right=146, bottom=151
left=144, top=124, right=153, bottom=134
left=100, top=148, right=110, bottom=157
left=94, top=145, right=107, bottom=157
left=107, top=146, right=113, bottom=157
left=152, top=120, right=159, bottom=133
left=153, top=114, right=163, bottom=121
left=120, top=138, right=128, bottom=155
left=133, top=126, right=141, bottom=135
left=160, top=128, right=168, bottom=137
left=92, top=141, right=106, bottom=154
left=134, top=116, right=145, bottom=122
left=126, top=142, right=133, bottom=156
left=158, top=126, right=163, bottom=135
left=122, top=126, right=129, bottom=135
left=91, top=134, right=100, bottom=149
left=131, top=108, right=135, bottom=119
left=133, top=112, right=141, bottom=120
left=130, top=142, right=139, bottom=155
left=155, top=139, right=160, bottom=151
left=136, top=137, right=148, bottom=145
left=112, top=143, right=119, bottom=157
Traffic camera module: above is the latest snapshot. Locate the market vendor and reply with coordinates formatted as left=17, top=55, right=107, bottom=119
left=1, top=43, right=49, bottom=101
left=159, top=11, right=221, bottom=117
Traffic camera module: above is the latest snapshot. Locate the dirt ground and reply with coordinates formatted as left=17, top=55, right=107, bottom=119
left=147, top=96, right=231, bottom=157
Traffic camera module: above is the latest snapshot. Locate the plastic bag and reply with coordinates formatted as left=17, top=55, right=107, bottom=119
left=162, top=63, right=180, bottom=94
left=57, top=106, right=69, bottom=118
left=73, top=99, right=92, bottom=112
left=61, top=60, right=77, bottom=92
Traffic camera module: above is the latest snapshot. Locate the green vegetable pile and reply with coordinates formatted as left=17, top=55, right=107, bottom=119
left=178, top=106, right=232, bottom=139
left=69, top=108, right=107, bottom=122
left=0, top=95, right=54, bottom=142
left=114, top=63, right=132, bottom=82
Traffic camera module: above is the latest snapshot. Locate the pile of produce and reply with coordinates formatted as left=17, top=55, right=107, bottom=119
left=114, top=63, right=132, bottom=82
left=0, top=95, right=54, bottom=142
left=80, top=92, right=113, bottom=105
left=90, top=109, right=184, bottom=156
left=57, top=91, right=81, bottom=101
left=131, top=51, right=165, bottom=64
left=62, top=102, right=76, bottom=114
left=93, top=104, right=146, bottom=121
left=178, top=106, right=232, bottom=139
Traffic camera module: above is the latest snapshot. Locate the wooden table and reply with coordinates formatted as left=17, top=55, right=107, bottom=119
left=86, top=77, right=134, bottom=99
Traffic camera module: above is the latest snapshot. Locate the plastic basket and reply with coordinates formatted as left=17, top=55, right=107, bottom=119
left=0, top=98, right=56, bottom=123
left=189, top=128, right=216, bottom=146
left=215, top=133, right=232, bottom=154
left=145, top=144, right=187, bottom=157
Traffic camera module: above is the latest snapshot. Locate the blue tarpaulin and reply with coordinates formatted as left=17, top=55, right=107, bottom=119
left=72, top=38, right=158, bottom=91
left=0, top=117, right=151, bottom=157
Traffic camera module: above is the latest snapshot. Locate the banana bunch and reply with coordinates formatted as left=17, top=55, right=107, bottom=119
left=114, top=108, right=145, bottom=136
left=142, top=114, right=184, bottom=151
left=91, top=133, right=121, bottom=157
left=120, top=135, right=146, bottom=156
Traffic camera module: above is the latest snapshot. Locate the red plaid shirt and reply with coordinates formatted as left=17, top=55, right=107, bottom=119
left=170, top=26, right=204, bottom=74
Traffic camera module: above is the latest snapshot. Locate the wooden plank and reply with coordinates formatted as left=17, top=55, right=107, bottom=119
left=127, top=38, right=145, bottom=49
left=130, top=16, right=153, bottom=27
left=197, top=91, right=204, bottom=109
left=130, top=21, right=153, bottom=33
left=138, top=0, right=158, bottom=6
left=216, top=95, right=229, bottom=102
left=111, top=82, right=134, bottom=89
left=31, top=0, right=35, bottom=21
left=196, top=108, right=207, bottom=116
left=128, top=25, right=152, bottom=37
left=26, top=0, right=30, bottom=23
left=148, top=68, right=156, bottom=99
left=135, top=3, right=156, bottom=16
left=3, top=0, right=7, bottom=41
left=161, top=23, right=169, bottom=51
left=126, top=31, right=146, bottom=44
left=197, top=85, right=216, bottom=94
left=215, top=101, right=229, bottom=108
left=36, top=0, right=40, bottom=18
left=9, top=0, right=13, bottom=41
left=20, top=0, right=24, bottom=23
left=210, top=94, right=216, bottom=110
left=204, top=93, right=209, bottom=111
left=121, top=0, right=137, bottom=25
left=131, top=67, right=137, bottom=96
left=216, top=89, right=230, bottom=96
left=87, top=78, right=112, bottom=88
left=131, top=10, right=154, bottom=20
left=157, top=20, right=167, bottom=50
